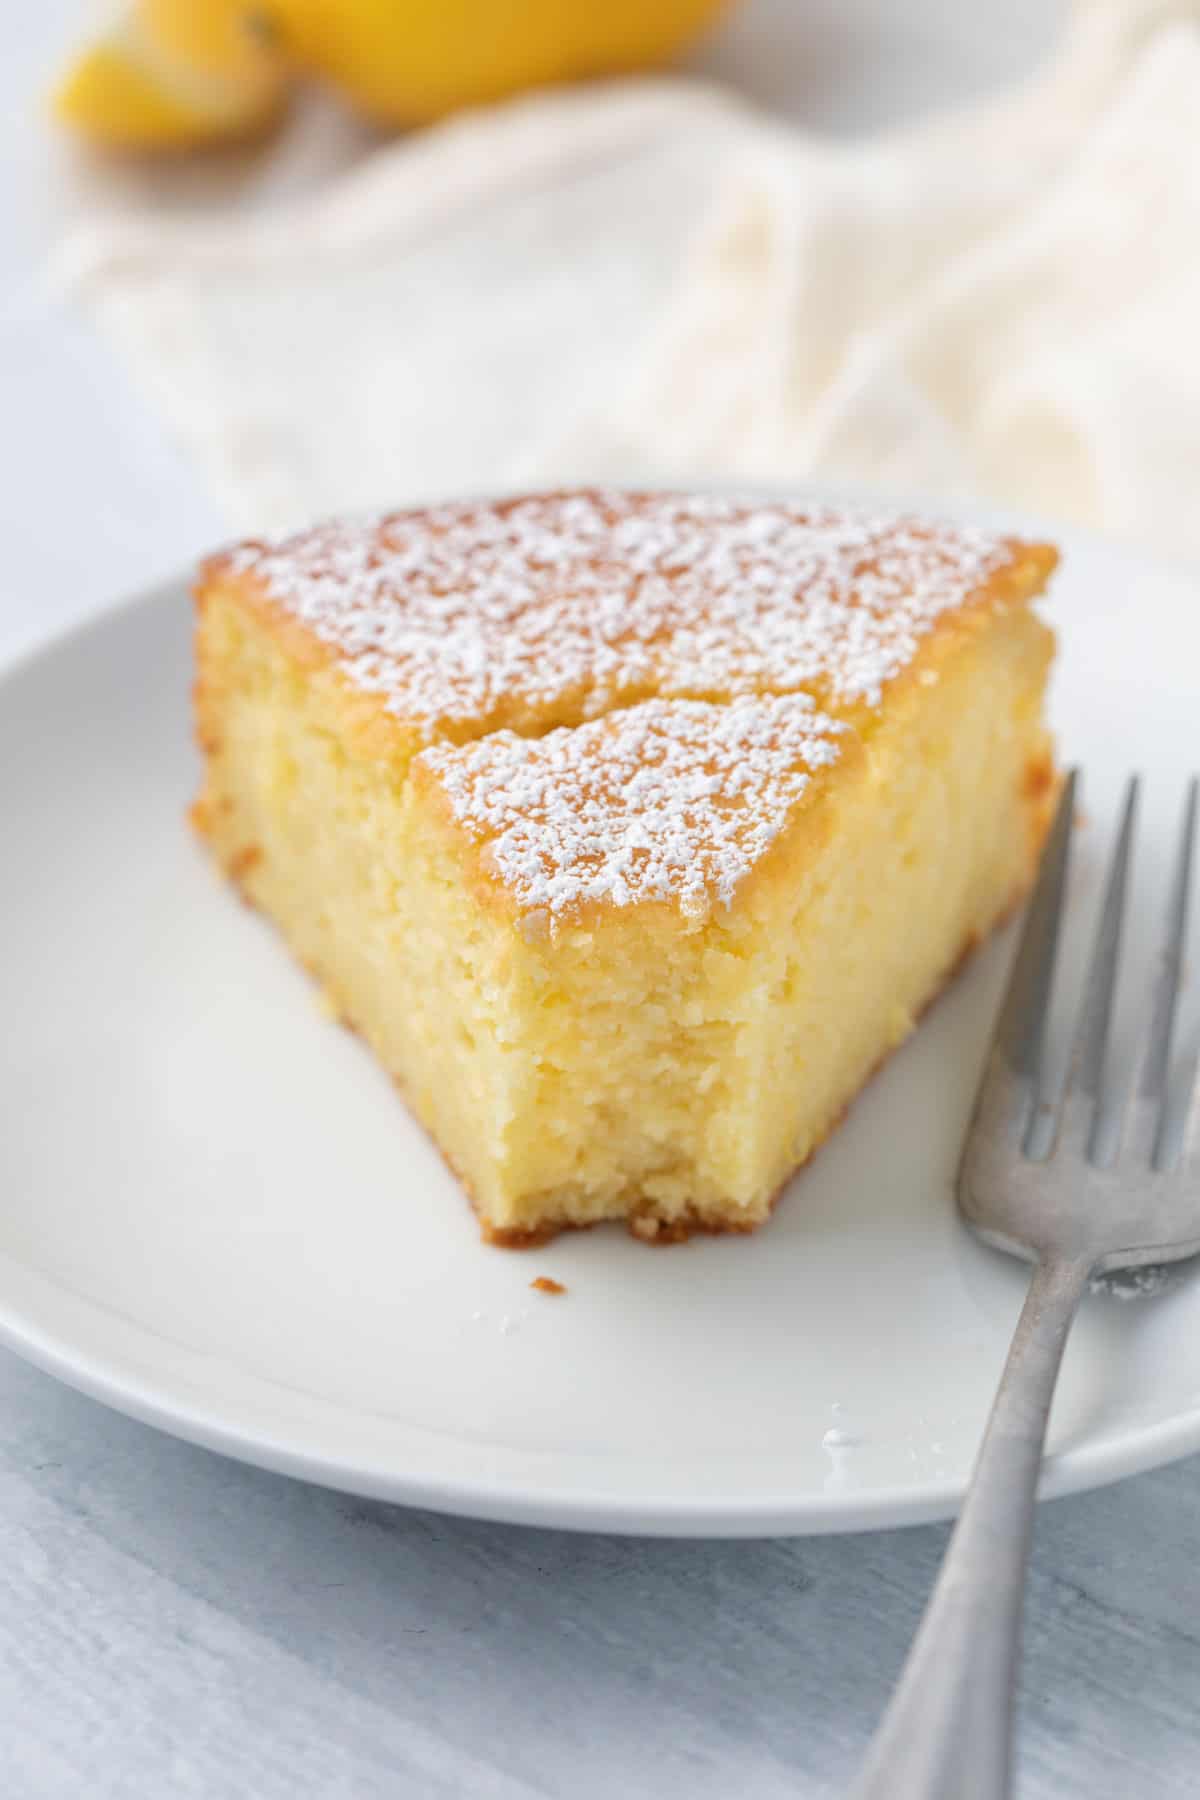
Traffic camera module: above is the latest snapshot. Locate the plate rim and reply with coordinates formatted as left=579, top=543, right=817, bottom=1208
left=5, top=488, right=1200, bottom=1538
left=6, top=1254, right=1200, bottom=1538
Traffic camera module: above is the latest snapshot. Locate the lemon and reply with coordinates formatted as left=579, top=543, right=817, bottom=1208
left=53, top=2, right=288, bottom=150
left=272, top=0, right=731, bottom=127
left=54, top=0, right=728, bottom=150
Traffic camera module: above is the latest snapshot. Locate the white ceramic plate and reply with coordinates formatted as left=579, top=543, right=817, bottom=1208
left=3, top=501, right=1200, bottom=1537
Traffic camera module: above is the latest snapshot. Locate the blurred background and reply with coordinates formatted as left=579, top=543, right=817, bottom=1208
left=5, top=0, right=1079, bottom=658
left=8, top=0, right=1200, bottom=678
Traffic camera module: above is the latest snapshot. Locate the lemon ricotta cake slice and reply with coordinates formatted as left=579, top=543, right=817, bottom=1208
left=193, top=491, right=1057, bottom=1243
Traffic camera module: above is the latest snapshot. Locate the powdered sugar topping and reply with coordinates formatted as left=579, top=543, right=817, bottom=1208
left=419, top=693, right=846, bottom=923
left=224, top=491, right=1017, bottom=730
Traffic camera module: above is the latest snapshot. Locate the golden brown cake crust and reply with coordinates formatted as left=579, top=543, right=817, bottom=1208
left=199, top=489, right=1056, bottom=751
left=197, top=489, right=1056, bottom=932
left=413, top=692, right=855, bottom=931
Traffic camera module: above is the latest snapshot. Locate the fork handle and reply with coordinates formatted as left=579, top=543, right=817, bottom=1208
left=848, top=1254, right=1091, bottom=1800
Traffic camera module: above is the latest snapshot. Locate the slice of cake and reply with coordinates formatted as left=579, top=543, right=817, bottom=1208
left=193, top=491, right=1057, bottom=1243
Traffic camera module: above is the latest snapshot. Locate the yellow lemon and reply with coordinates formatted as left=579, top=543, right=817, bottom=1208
left=54, top=0, right=729, bottom=149
left=53, top=1, right=288, bottom=150
left=270, top=0, right=731, bottom=126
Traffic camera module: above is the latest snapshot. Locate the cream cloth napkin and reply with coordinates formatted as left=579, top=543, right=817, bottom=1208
left=70, top=0, right=1200, bottom=554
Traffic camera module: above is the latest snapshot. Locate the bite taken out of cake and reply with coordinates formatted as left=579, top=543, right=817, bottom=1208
left=192, top=491, right=1057, bottom=1245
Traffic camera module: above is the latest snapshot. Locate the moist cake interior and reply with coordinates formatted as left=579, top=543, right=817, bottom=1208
left=193, top=492, right=1057, bottom=1243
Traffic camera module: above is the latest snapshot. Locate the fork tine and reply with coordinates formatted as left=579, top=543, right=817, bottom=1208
left=1126, top=777, right=1197, bottom=1167
left=1054, top=776, right=1139, bottom=1161
left=996, top=770, right=1077, bottom=1080
left=1180, top=1046, right=1200, bottom=1180
left=959, top=773, right=1076, bottom=1211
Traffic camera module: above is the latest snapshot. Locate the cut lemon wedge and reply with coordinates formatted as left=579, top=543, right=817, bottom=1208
left=52, top=14, right=287, bottom=150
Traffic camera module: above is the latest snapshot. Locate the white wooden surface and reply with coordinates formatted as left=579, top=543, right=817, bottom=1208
left=9, top=4, right=1200, bottom=1796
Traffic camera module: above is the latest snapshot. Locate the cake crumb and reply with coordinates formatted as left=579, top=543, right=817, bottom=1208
left=229, top=845, right=261, bottom=879
left=530, top=1276, right=567, bottom=1295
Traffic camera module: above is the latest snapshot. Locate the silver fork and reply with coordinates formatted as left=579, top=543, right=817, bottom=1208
left=851, top=770, right=1200, bottom=1800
